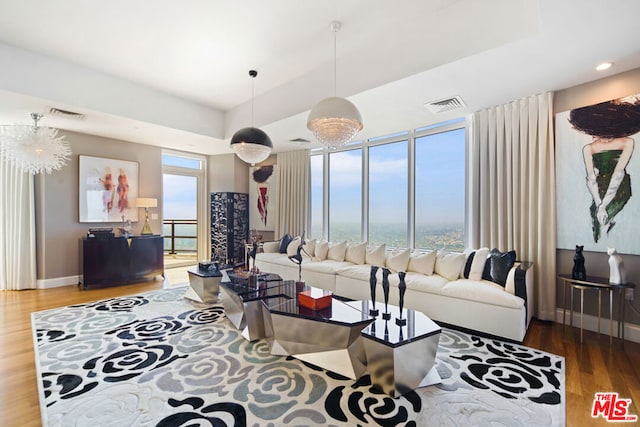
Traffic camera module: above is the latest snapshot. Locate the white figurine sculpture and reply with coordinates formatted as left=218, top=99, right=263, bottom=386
left=607, top=248, right=626, bottom=285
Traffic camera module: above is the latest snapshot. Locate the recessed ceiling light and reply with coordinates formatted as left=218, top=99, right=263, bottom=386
left=596, top=62, right=613, bottom=71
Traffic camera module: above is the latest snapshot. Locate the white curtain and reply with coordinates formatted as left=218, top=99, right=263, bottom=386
left=275, top=150, right=309, bottom=238
left=469, top=92, right=556, bottom=321
left=0, top=151, right=36, bottom=290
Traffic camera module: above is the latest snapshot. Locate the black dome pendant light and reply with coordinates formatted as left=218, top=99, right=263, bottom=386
left=230, top=70, right=273, bottom=165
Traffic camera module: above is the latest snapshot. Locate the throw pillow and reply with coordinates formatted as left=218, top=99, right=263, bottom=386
left=386, top=248, right=411, bottom=272
left=315, top=241, right=329, bottom=260
left=304, top=239, right=316, bottom=258
left=263, top=241, right=280, bottom=253
left=463, top=247, right=489, bottom=281
left=365, top=244, right=386, bottom=266
left=286, top=236, right=302, bottom=257
left=435, top=250, right=466, bottom=281
left=345, top=242, right=367, bottom=264
left=462, top=251, right=475, bottom=279
left=407, top=250, right=437, bottom=275
left=327, top=241, right=347, bottom=261
left=485, top=248, right=517, bottom=286
left=278, top=234, right=292, bottom=254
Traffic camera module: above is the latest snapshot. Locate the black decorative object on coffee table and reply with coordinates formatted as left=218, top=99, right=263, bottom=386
left=369, top=265, right=379, bottom=316
left=396, top=271, right=407, bottom=326
left=288, top=233, right=306, bottom=283
left=382, top=267, right=391, bottom=320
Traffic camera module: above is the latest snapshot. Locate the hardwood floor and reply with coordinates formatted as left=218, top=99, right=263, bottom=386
left=2, top=273, right=639, bottom=426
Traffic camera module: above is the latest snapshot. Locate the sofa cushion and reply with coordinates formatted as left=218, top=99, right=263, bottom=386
left=337, top=264, right=401, bottom=287
left=315, top=241, right=329, bottom=260
left=483, top=248, right=517, bottom=286
left=435, top=250, right=466, bottom=281
left=305, top=239, right=316, bottom=258
left=444, top=278, right=524, bottom=309
left=463, top=247, right=489, bottom=281
left=328, top=241, right=348, bottom=261
left=345, top=242, right=367, bottom=264
left=286, top=236, right=302, bottom=256
left=304, top=260, right=354, bottom=274
left=407, top=250, right=437, bottom=276
left=255, top=252, right=284, bottom=263
left=403, top=271, right=449, bottom=293
left=278, top=234, right=292, bottom=254
left=386, top=248, right=411, bottom=272
left=263, top=241, right=280, bottom=253
left=365, top=244, right=386, bottom=266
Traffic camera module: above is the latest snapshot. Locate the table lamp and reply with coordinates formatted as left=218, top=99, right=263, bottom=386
left=136, top=198, right=157, bottom=235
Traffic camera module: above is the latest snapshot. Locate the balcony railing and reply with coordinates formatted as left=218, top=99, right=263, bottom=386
left=163, top=219, right=197, bottom=254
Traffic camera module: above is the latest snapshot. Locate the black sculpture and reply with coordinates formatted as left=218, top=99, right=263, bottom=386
left=396, top=271, right=407, bottom=326
left=382, top=267, right=391, bottom=320
left=369, top=266, right=379, bottom=316
left=288, top=233, right=308, bottom=283
left=572, top=245, right=586, bottom=280
left=248, top=241, right=258, bottom=271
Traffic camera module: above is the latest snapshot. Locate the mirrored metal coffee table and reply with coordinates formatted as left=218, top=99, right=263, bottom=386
left=219, top=274, right=287, bottom=341
left=262, top=290, right=375, bottom=380
left=346, top=300, right=442, bottom=398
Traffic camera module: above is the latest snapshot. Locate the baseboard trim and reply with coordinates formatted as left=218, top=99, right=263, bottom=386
left=554, top=308, right=640, bottom=344
left=36, top=275, right=80, bottom=289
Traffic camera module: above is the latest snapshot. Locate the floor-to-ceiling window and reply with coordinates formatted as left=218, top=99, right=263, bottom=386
left=414, top=126, right=465, bottom=251
left=329, top=149, right=362, bottom=242
left=310, top=119, right=466, bottom=250
left=309, top=154, right=323, bottom=240
left=368, top=139, right=408, bottom=247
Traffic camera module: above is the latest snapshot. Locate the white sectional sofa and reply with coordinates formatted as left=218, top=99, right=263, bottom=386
left=254, top=238, right=534, bottom=342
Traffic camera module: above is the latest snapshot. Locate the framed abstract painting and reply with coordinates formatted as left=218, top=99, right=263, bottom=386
left=79, top=155, right=139, bottom=223
left=249, top=165, right=278, bottom=232
left=555, top=94, right=640, bottom=255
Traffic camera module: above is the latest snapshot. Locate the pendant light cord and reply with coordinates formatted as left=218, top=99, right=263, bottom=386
left=249, top=69, right=258, bottom=127
left=251, top=77, right=255, bottom=126
left=333, top=26, right=337, bottom=97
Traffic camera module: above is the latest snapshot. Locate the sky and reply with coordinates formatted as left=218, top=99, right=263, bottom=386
left=161, top=154, right=201, bottom=220
left=311, top=127, right=465, bottom=226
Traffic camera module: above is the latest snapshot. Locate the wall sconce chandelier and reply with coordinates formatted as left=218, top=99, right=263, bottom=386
left=307, top=21, right=363, bottom=149
left=230, top=70, right=273, bottom=166
left=0, top=113, right=72, bottom=174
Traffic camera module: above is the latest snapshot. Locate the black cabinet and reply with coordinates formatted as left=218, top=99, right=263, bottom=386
left=81, top=235, right=164, bottom=289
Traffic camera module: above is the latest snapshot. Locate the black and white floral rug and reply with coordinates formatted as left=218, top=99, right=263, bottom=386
left=32, top=287, right=565, bottom=426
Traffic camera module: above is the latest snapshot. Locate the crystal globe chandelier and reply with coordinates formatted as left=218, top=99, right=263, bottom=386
left=230, top=70, right=273, bottom=166
left=0, top=113, right=72, bottom=174
left=307, top=21, right=363, bottom=149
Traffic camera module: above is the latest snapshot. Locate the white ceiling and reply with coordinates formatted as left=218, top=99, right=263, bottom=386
left=1, top=0, right=640, bottom=156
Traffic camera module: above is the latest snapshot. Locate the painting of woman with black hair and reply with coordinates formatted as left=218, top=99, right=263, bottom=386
left=568, top=95, right=639, bottom=243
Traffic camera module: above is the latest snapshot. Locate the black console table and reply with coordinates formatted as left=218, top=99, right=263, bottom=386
left=81, top=235, right=164, bottom=289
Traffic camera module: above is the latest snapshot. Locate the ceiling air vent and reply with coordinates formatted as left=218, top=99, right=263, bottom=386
left=49, top=107, right=86, bottom=120
left=424, top=96, right=466, bottom=114
left=289, top=137, right=311, bottom=144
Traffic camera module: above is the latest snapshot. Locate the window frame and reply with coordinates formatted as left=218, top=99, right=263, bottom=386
left=308, top=118, right=467, bottom=249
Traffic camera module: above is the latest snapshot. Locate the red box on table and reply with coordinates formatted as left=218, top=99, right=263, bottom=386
left=298, top=289, right=332, bottom=310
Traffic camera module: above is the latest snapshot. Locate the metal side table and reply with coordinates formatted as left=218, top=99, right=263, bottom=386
left=558, top=274, right=635, bottom=343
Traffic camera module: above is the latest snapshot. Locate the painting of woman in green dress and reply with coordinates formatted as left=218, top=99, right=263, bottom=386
left=568, top=95, right=640, bottom=243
